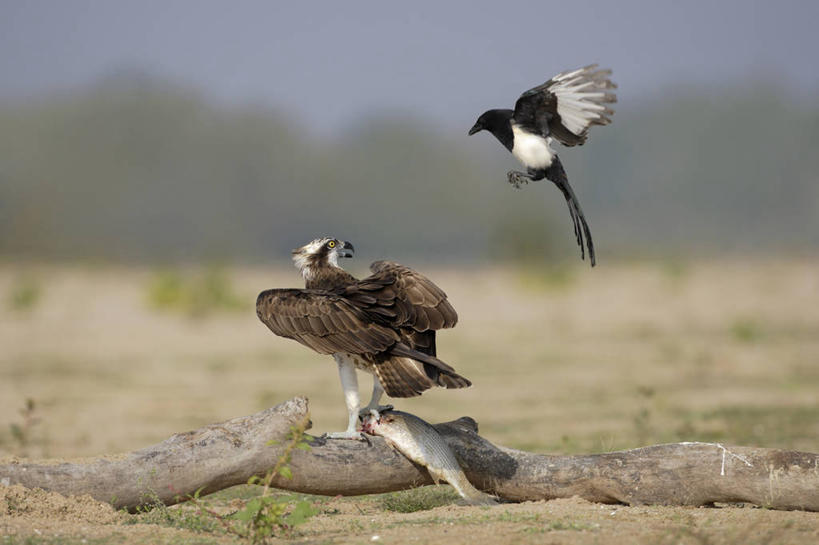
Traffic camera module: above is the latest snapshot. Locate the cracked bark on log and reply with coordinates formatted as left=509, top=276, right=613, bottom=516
left=1, top=397, right=818, bottom=512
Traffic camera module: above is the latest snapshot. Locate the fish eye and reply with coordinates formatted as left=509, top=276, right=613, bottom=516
left=327, top=240, right=336, bottom=248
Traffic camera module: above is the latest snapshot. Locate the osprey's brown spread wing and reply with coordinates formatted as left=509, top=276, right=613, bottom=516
left=357, top=260, right=458, bottom=332
left=257, top=262, right=457, bottom=354
left=514, top=64, right=616, bottom=147
left=256, top=262, right=469, bottom=397
left=255, top=289, right=401, bottom=355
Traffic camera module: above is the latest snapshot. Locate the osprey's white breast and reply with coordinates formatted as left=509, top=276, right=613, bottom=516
left=511, top=125, right=555, bottom=169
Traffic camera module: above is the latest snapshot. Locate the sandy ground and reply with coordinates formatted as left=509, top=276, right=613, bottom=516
left=1, top=259, right=818, bottom=543
left=2, top=483, right=819, bottom=545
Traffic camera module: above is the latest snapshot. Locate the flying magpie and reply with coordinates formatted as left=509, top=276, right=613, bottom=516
left=468, top=64, right=616, bottom=266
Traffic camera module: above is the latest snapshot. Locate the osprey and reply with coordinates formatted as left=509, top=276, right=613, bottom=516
left=256, top=237, right=470, bottom=439
left=468, top=64, right=617, bottom=266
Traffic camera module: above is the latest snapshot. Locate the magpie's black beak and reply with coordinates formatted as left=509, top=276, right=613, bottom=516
left=468, top=122, right=482, bottom=136
left=338, top=240, right=355, bottom=258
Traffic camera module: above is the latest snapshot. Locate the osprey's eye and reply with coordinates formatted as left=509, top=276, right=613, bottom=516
left=327, top=240, right=336, bottom=249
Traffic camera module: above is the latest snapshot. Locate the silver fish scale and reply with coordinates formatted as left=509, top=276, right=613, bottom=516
left=364, top=410, right=496, bottom=505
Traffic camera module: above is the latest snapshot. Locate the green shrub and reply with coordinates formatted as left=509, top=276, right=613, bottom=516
left=146, top=266, right=247, bottom=317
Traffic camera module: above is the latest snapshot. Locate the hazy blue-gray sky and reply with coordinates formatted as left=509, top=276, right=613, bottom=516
left=2, top=0, right=818, bottom=133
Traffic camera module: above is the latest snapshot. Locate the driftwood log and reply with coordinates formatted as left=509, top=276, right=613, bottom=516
left=1, top=397, right=818, bottom=512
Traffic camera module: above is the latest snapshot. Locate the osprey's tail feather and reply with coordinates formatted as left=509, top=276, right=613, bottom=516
left=376, top=343, right=471, bottom=397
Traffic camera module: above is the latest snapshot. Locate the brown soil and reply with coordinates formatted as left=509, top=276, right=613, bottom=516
left=0, top=484, right=120, bottom=523
left=1, top=484, right=124, bottom=540
left=2, top=486, right=818, bottom=544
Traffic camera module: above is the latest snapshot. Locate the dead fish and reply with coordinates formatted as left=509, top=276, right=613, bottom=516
left=361, top=409, right=497, bottom=505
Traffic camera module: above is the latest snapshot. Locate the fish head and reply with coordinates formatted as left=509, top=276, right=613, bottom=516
left=360, top=410, right=395, bottom=435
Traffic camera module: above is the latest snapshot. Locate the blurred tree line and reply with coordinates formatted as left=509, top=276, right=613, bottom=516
left=1, top=74, right=817, bottom=264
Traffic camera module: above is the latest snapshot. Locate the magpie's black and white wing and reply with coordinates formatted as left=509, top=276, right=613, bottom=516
left=514, top=64, right=616, bottom=146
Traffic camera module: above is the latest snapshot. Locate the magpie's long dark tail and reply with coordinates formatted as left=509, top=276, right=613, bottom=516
left=545, top=156, right=596, bottom=267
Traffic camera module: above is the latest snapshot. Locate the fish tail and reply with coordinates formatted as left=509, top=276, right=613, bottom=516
left=444, top=474, right=498, bottom=506
left=456, top=483, right=498, bottom=506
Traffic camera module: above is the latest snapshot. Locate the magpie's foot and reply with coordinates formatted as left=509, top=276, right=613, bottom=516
left=507, top=170, right=530, bottom=189
left=359, top=404, right=393, bottom=418
left=322, top=430, right=369, bottom=442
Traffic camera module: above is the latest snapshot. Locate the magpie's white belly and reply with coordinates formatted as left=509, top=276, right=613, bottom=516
left=511, top=125, right=554, bottom=169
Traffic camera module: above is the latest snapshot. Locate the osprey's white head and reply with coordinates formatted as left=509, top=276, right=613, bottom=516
left=291, top=237, right=355, bottom=281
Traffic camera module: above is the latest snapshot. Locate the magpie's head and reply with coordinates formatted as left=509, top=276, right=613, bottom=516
left=468, top=109, right=510, bottom=135
left=292, top=237, right=354, bottom=276
left=468, top=115, right=488, bottom=135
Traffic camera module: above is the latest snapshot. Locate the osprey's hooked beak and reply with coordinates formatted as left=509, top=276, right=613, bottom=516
left=468, top=121, right=483, bottom=135
left=337, top=240, right=355, bottom=258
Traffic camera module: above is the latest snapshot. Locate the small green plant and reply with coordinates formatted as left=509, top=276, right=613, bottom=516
left=730, top=317, right=763, bottom=343
left=497, top=511, right=542, bottom=523
left=1, top=398, right=41, bottom=456
left=378, top=486, right=460, bottom=513
left=197, top=267, right=245, bottom=313
left=661, top=259, right=689, bottom=289
left=632, top=385, right=655, bottom=446
left=146, top=265, right=247, bottom=317
left=516, top=262, right=577, bottom=293
left=4, top=492, right=22, bottom=515
left=7, top=276, right=42, bottom=312
left=520, top=518, right=596, bottom=533
left=700, top=405, right=819, bottom=448
left=130, top=491, right=223, bottom=534
left=2, top=537, right=113, bottom=545
left=185, top=414, right=318, bottom=543
left=546, top=519, right=596, bottom=532
left=146, top=270, right=186, bottom=310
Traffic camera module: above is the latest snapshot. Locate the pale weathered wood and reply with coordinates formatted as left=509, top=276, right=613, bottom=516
left=2, top=397, right=818, bottom=512
left=0, top=397, right=310, bottom=511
